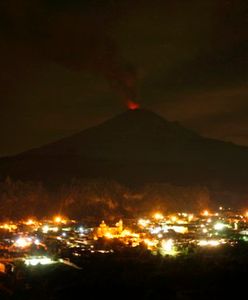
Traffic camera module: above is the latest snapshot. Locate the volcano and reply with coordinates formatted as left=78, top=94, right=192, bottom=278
left=1, top=108, right=248, bottom=189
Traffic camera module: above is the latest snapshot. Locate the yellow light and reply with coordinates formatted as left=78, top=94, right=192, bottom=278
left=42, top=225, right=58, bottom=233
left=188, top=214, right=194, bottom=222
left=153, top=212, right=164, bottom=220
left=202, top=210, right=209, bottom=217
left=120, top=229, right=132, bottom=237
left=0, top=223, right=17, bottom=231
left=138, top=219, right=150, bottom=227
left=25, top=219, right=36, bottom=225
left=171, top=216, right=178, bottom=223
left=144, top=238, right=158, bottom=249
left=54, top=216, right=62, bottom=223
left=170, top=225, right=188, bottom=234
left=104, top=232, right=114, bottom=239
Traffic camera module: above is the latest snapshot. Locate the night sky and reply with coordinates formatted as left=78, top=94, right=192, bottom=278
left=0, top=0, right=247, bottom=157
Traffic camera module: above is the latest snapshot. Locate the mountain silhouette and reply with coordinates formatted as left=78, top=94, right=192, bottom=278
left=1, top=108, right=248, bottom=189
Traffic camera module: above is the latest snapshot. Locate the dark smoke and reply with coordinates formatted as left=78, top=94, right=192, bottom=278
left=0, top=0, right=138, bottom=104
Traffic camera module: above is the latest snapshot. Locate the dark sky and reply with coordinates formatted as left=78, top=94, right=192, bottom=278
left=0, top=0, right=247, bottom=156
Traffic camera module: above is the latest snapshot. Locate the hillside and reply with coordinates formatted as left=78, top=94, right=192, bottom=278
left=1, top=109, right=248, bottom=189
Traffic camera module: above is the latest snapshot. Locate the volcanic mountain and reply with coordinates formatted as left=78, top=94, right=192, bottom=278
left=1, top=109, right=248, bottom=189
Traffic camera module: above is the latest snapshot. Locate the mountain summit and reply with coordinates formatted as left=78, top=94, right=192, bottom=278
left=23, top=109, right=200, bottom=161
left=1, top=108, right=248, bottom=188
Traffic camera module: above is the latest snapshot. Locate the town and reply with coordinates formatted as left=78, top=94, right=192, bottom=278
left=0, top=206, right=248, bottom=298
left=0, top=206, right=248, bottom=271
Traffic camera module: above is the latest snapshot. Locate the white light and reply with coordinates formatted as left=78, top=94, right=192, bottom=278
left=214, top=223, right=226, bottom=231
left=14, top=237, right=31, bottom=248
left=160, top=239, right=178, bottom=256
left=209, top=240, right=220, bottom=246
left=239, top=230, right=248, bottom=235
left=25, top=256, right=56, bottom=266
left=198, top=240, right=220, bottom=247
left=150, top=227, right=161, bottom=234
left=162, top=239, right=174, bottom=252
left=78, top=227, right=84, bottom=233
left=42, top=225, right=49, bottom=233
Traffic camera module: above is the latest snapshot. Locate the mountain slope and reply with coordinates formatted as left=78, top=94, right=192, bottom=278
left=1, top=109, right=248, bottom=188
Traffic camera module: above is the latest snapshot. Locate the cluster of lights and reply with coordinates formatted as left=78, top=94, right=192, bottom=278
left=13, top=236, right=41, bottom=249
left=1, top=207, right=248, bottom=266
left=14, top=237, right=32, bottom=248
left=214, top=223, right=228, bottom=231
left=25, top=256, right=56, bottom=266
left=161, top=239, right=177, bottom=255
left=0, top=223, right=17, bottom=231
left=198, top=240, right=223, bottom=247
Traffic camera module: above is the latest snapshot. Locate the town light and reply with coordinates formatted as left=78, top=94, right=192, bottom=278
left=198, top=240, right=220, bottom=247
left=25, top=256, right=56, bottom=266
left=153, top=212, right=164, bottom=220
left=54, top=216, right=62, bottom=223
left=202, top=210, right=209, bottom=217
left=214, top=223, right=226, bottom=231
left=160, top=239, right=177, bottom=255
left=14, top=237, right=32, bottom=248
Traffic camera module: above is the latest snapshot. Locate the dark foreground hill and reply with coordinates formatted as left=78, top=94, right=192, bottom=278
left=1, top=109, right=248, bottom=191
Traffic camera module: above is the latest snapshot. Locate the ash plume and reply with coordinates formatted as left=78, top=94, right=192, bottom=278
left=1, top=0, right=138, bottom=105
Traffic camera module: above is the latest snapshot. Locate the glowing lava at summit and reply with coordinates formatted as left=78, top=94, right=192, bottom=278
left=127, top=100, right=140, bottom=110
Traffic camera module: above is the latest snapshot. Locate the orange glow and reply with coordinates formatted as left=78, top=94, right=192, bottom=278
left=104, top=232, right=114, bottom=239
left=127, top=100, right=140, bottom=110
left=202, top=210, right=209, bottom=217
left=153, top=212, right=164, bottom=220
left=24, top=219, right=36, bottom=226
left=54, top=216, right=62, bottom=223
left=144, top=238, right=158, bottom=250
left=53, top=215, right=66, bottom=224
left=138, top=218, right=150, bottom=227
left=0, top=223, right=17, bottom=231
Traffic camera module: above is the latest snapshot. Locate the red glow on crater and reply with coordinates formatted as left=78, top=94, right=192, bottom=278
left=127, top=100, right=140, bottom=110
